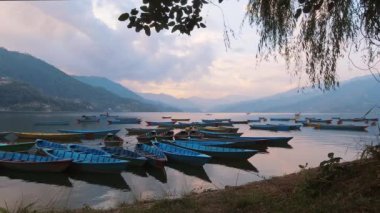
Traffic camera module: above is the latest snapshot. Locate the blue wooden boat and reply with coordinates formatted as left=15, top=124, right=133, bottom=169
left=169, top=141, right=258, bottom=159
left=68, top=144, right=111, bottom=157
left=217, top=136, right=293, bottom=146
left=198, top=130, right=243, bottom=138
left=250, top=124, right=301, bottom=131
left=101, top=147, right=147, bottom=167
left=0, top=142, right=35, bottom=152
left=248, top=119, right=261, bottom=122
left=180, top=139, right=268, bottom=151
left=307, top=118, right=332, bottom=124
left=57, top=129, right=120, bottom=139
left=77, top=115, right=99, bottom=123
left=0, top=151, right=72, bottom=173
left=202, top=119, right=231, bottom=123
left=108, top=117, right=141, bottom=124
left=108, top=119, right=141, bottom=124
left=314, top=124, right=368, bottom=131
left=187, top=136, right=293, bottom=149
left=125, top=127, right=172, bottom=135
left=270, top=118, right=294, bottom=121
left=198, top=126, right=239, bottom=133
left=146, top=121, right=176, bottom=126
left=34, top=121, right=70, bottom=126
left=199, top=120, right=233, bottom=126
left=230, top=120, right=249, bottom=124
left=135, top=144, right=167, bottom=169
left=153, top=141, right=211, bottom=166
left=42, top=149, right=128, bottom=173
left=32, top=139, right=67, bottom=154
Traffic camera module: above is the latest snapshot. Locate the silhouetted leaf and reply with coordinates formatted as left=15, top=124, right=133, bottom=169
left=131, top=9, right=139, bottom=15
left=295, top=8, right=302, bottom=19
left=140, top=6, right=149, bottom=12
left=144, top=26, right=151, bottom=36
left=118, top=13, right=129, bottom=21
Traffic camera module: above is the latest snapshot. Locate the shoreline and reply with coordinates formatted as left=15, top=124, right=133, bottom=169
left=66, top=151, right=379, bottom=212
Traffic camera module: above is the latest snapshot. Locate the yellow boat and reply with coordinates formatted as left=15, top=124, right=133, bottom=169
left=14, top=132, right=82, bottom=142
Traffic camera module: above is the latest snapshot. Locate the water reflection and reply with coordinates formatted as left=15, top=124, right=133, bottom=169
left=68, top=173, right=130, bottom=191
left=0, top=170, right=72, bottom=187
left=267, top=143, right=293, bottom=149
left=0, top=111, right=378, bottom=210
left=127, top=167, right=148, bottom=178
left=209, top=159, right=259, bottom=173
left=146, top=167, right=167, bottom=183
left=165, top=163, right=211, bottom=183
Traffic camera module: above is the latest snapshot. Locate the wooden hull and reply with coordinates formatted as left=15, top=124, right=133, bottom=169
left=43, top=150, right=128, bottom=174
left=101, top=147, right=147, bottom=167
left=185, top=140, right=268, bottom=152
left=126, top=128, right=171, bottom=135
left=146, top=158, right=166, bottom=169
left=146, top=121, right=176, bottom=126
left=154, top=142, right=210, bottom=166
left=68, top=162, right=126, bottom=174
left=172, top=142, right=257, bottom=159
left=108, top=120, right=140, bottom=124
left=0, top=142, right=35, bottom=152
left=171, top=118, right=190, bottom=122
left=250, top=124, right=301, bottom=131
left=199, top=126, right=239, bottom=133
left=115, top=156, right=147, bottom=167
left=34, top=121, right=69, bottom=126
left=270, top=118, right=294, bottom=121
left=15, top=132, right=82, bottom=141
left=164, top=152, right=210, bottom=166
left=199, top=130, right=243, bottom=138
left=58, top=129, right=120, bottom=139
left=135, top=144, right=167, bottom=169
left=104, top=141, right=123, bottom=147
left=230, top=121, right=249, bottom=124
left=315, top=124, right=368, bottom=131
left=0, top=160, right=71, bottom=173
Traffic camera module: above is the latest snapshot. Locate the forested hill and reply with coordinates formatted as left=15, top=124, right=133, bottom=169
left=0, top=47, right=162, bottom=112
left=0, top=78, right=89, bottom=111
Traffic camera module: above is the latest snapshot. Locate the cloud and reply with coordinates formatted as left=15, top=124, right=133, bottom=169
left=0, top=0, right=373, bottom=99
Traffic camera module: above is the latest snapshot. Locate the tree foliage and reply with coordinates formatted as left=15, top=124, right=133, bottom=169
left=119, top=0, right=380, bottom=89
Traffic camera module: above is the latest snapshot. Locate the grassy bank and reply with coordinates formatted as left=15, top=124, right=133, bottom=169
left=106, top=147, right=380, bottom=213
left=3, top=147, right=380, bottom=213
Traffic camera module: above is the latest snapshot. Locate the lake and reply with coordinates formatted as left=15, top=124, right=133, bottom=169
left=0, top=112, right=379, bottom=210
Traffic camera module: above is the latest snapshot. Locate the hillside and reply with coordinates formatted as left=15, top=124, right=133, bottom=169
left=74, top=76, right=181, bottom=112
left=0, top=47, right=160, bottom=112
left=74, top=76, right=143, bottom=101
left=216, top=75, right=380, bottom=112
left=0, top=78, right=89, bottom=111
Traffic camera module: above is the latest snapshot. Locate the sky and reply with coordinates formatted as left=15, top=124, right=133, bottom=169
left=0, top=0, right=375, bottom=100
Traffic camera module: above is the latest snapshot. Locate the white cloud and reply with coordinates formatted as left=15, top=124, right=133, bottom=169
left=0, top=0, right=375, bottom=100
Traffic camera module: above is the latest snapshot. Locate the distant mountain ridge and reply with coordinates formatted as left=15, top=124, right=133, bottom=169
left=215, top=75, right=380, bottom=113
left=74, top=76, right=181, bottom=112
left=0, top=47, right=162, bottom=112
left=139, top=92, right=201, bottom=112
left=74, top=76, right=143, bottom=101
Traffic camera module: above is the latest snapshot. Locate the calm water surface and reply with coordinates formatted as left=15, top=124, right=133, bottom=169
left=0, top=112, right=379, bottom=209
